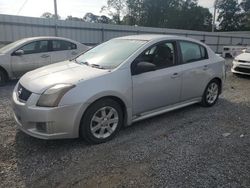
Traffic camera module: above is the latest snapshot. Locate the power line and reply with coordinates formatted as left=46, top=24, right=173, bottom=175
left=17, top=0, right=29, bottom=15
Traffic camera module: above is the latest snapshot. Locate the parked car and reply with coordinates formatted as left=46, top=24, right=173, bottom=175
left=0, top=36, right=89, bottom=85
left=232, top=48, right=250, bottom=75
left=222, top=45, right=247, bottom=58
left=12, top=35, right=226, bottom=144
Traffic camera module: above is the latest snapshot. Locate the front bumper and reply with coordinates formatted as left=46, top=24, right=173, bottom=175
left=12, top=86, right=83, bottom=140
left=231, top=61, right=250, bottom=75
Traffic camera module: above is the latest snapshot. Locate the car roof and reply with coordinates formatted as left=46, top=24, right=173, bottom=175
left=116, top=34, right=207, bottom=46
left=17, top=36, right=80, bottom=43
left=116, top=34, right=186, bottom=41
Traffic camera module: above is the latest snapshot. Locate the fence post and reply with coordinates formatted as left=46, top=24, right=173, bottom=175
left=202, top=34, right=206, bottom=43
left=241, top=37, right=244, bottom=45
left=216, top=35, right=220, bottom=53
left=54, top=20, right=58, bottom=36
left=101, top=27, right=104, bottom=42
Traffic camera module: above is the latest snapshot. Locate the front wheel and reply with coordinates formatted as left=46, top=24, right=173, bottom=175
left=201, top=80, right=220, bottom=107
left=80, top=98, right=123, bottom=144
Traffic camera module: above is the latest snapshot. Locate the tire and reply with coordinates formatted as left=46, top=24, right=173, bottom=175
left=80, top=98, right=123, bottom=144
left=201, top=79, right=220, bottom=107
left=0, top=69, right=8, bottom=86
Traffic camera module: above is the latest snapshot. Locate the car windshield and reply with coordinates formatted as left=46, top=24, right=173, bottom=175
left=0, top=39, right=26, bottom=54
left=75, top=39, right=147, bottom=69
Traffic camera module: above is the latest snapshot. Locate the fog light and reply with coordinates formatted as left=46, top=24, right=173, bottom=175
left=36, top=122, right=47, bottom=132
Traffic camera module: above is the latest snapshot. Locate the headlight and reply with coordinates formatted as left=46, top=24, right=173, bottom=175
left=37, top=84, right=75, bottom=107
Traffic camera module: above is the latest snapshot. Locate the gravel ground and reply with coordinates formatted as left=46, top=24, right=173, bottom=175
left=0, top=60, right=250, bottom=188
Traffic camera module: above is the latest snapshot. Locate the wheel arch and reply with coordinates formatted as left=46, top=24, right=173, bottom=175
left=210, top=77, right=222, bottom=94
left=0, top=65, right=9, bottom=79
left=75, top=94, right=130, bottom=137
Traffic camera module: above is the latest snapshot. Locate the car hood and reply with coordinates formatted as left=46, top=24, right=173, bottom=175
left=19, top=60, right=109, bottom=94
left=235, top=53, right=250, bottom=62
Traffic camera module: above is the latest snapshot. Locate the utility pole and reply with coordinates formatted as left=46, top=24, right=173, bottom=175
left=212, top=0, right=222, bottom=32
left=212, top=5, right=216, bottom=32
left=54, top=0, right=58, bottom=36
left=212, top=0, right=218, bottom=32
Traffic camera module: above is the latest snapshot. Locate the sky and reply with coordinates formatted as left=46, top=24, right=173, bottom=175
left=0, top=0, right=215, bottom=19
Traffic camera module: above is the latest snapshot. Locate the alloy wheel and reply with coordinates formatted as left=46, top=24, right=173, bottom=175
left=90, top=106, right=119, bottom=139
left=206, top=82, right=219, bottom=104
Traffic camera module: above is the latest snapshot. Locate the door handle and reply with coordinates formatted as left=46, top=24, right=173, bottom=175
left=203, top=65, right=209, bottom=70
left=171, top=73, right=180, bottom=78
left=41, top=54, right=50, bottom=58
left=71, top=51, right=77, bottom=55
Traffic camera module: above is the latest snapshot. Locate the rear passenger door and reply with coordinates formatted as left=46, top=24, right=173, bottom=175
left=50, top=40, right=78, bottom=63
left=178, top=41, right=211, bottom=101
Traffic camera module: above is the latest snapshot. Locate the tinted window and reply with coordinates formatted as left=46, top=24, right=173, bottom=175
left=136, top=41, right=176, bottom=69
left=180, top=41, right=207, bottom=63
left=52, top=40, right=77, bottom=51
left=20, top=40, right=49, bottom=54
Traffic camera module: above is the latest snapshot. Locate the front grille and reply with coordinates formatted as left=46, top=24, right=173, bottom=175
left=235, top=67, right=250, bottom=74
left=17, top=84, right=32, bottom=102
left=238, top=60, right=248, bottom=63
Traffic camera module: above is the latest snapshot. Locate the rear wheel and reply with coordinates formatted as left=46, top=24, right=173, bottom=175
left=201, top=80, right=220, bottom=107
left=80, top=98, right=123, bottom=144
left=0, top=69, right=8, bottom=86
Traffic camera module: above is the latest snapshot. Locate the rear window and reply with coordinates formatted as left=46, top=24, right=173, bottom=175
left=52, top=40, right=77, bottom=51
left=180, top=41, right=208, bottom=63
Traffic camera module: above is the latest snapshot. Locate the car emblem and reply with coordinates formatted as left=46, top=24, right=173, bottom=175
left=17, top=87, right=22, bottom=97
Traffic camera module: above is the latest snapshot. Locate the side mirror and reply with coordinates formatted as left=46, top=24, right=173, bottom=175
left=13, top=49, right=24, bottom=56
left=134, top=62, right=156, bottom=75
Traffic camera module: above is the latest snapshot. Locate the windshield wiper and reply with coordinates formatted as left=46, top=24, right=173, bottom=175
left=75, top=60, right=106, bottom=69
left=77, top=61, right=91, bottom=66
left=90, top=64, right=105, bottom=69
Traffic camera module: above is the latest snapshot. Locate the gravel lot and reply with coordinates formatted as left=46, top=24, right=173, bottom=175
left=0, top=60, right=250, bottom=188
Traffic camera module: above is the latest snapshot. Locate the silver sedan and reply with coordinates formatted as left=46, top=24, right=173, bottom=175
left=12, top=35, right=226, bottom=144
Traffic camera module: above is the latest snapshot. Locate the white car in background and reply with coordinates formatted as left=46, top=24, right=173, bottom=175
left=0, top=37, right=89, bottom=85
left=232, top=48, right=250, bottom=75
left=222, top=45, right=247, bottom=58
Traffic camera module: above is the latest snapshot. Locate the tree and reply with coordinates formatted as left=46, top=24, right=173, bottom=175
left=241, top=0, right=250, bottom=11
left=123, top=0, right=212, bottom=31
left=41, top=12, right=60, bottom=19
left=217, top=0, right=244, bottom=31
left=173, top=3, right=212, bottom=31
left=101, top=0, right=126, bottom=24
left=241, top=0, right=250, bottom=30
left=66, top=16, right=82, bottom=21
left=82, top=13, right=112, bottom=24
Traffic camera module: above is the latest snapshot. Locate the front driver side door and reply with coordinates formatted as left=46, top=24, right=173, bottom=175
left=131, top=41, right=182, bottom=115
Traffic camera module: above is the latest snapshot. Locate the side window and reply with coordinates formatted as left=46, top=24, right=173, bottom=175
left=19, top=40, right=49, bottom=54
left=179, top=41, right=208, bottom=63
left=52, top=40, right=77, bottom=51
left=136, top=41, right=176, bottom=69
left=200, top=45, right=207, bottom=59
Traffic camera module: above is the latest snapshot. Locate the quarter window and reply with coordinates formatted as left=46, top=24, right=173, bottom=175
left=52, top=40, right=77, bottom=51
left=179, top=41, right=208, bottom=63
left=19, top=40, right=49, bottom=54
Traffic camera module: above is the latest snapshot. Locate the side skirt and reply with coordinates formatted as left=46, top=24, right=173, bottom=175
left=132, top=98, right=201, bottom=123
